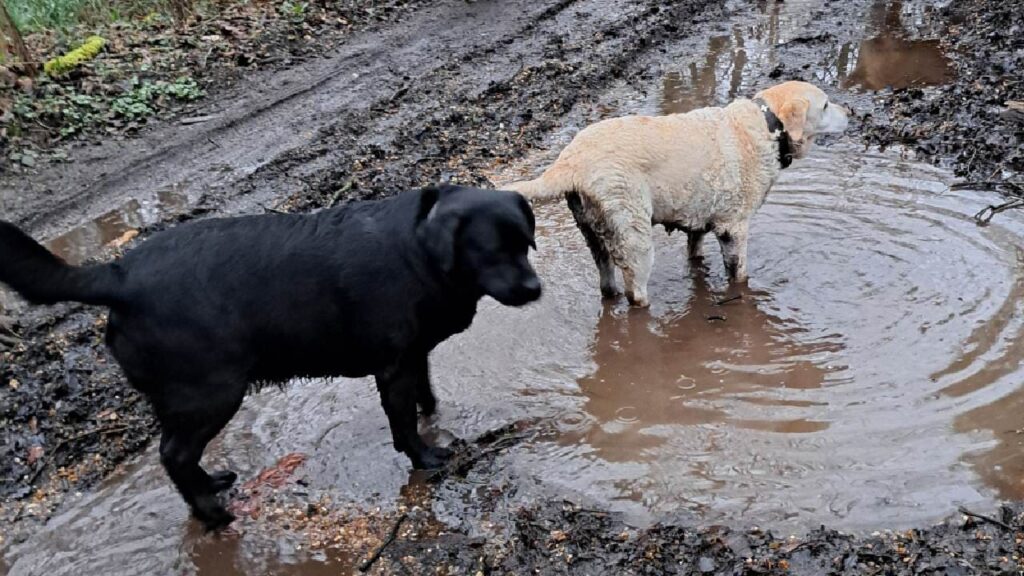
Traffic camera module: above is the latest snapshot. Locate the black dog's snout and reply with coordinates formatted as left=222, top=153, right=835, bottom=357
left=521, top=276, right=542, bottom=301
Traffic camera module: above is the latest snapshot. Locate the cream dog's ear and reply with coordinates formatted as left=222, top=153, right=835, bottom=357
left=776, top=97, right=810, bottom=143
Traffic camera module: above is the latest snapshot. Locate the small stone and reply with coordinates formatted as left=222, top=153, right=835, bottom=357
left=698, top=557, right=715, bottom=572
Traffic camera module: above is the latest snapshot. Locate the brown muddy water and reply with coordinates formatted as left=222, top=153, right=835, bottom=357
left=660, top=0, right=953, bottom=113
left=4, top=2, right=1014, bottom=575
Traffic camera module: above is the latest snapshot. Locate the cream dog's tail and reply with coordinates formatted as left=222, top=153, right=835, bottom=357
left=503, top=162, right=576, bottom=202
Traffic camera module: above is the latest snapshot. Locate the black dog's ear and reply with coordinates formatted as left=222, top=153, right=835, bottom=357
left=418, top=186, right=441, bottom=222
left=515, top=193, right=537, bottom=249
left=418, top=189, right=461, bottom=272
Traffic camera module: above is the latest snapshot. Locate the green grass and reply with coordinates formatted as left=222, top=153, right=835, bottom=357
left=6, top=0, right=173, bottom=31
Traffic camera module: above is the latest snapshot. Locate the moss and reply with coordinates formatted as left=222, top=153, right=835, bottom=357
left=43, top=35, right=106, bottom=76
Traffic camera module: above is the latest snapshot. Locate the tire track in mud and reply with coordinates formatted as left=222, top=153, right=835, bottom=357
left=0, top=0, right=576, bottom=236
left=242, top=0, right=727, bottom=212
left=0, top=0, right=728, bottom=540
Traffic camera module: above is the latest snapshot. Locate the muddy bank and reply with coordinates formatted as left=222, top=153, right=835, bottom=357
left=346, top=500, right=1024, bottom=575
left=857, top=0, right=1023, bottom=185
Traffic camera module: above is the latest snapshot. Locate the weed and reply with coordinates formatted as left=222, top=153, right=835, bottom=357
left=7, top=0, right=181, bottom=31
left=110, top=76, right=203, bottom=120
left=8, top=76, right=203, bottom=144
left=279, top=0, right=307, bottom=22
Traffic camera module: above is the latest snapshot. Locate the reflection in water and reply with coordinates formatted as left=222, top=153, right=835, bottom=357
left=660, top=0, right=952, bottom=115
left=660, top=1, right=781, bottom=114
left=842, top=1, right=953, bottom=91
left=189, top=525, right=355, bottom=576
left=932, top=250, right=1024, bottom=398
left=561, top=268, right=838, bottom=463
left=46, top=189, right=189, bottom=265
left=957, top=389, right=1024, bottom=502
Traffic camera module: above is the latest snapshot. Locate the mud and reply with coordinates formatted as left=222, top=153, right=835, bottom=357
left=857, top=0, right=1023, bottom=183
left=3, top=0, right=1024, bottom=574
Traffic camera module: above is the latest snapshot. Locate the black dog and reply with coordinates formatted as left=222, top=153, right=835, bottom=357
left=0, top=184, right=541, bottom=528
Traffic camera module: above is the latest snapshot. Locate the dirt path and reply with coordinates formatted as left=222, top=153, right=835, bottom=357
left=3, top=0, right=1024, bottom=573
left=2, top=0, right=583, bottom=234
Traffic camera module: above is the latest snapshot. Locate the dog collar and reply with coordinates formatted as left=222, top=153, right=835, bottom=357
left=754, top=99, right=793, bottom=169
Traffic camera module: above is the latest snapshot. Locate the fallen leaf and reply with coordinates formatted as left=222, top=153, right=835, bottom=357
left=107, top=229, right=139, bottom=249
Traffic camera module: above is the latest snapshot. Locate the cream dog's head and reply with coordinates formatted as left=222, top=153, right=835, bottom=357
left=755, top=81, right=849, bottom=159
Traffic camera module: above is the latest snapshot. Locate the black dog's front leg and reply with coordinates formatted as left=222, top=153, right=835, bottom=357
left=413, top=354, right=437, bottom=417
left=375, top=354, right=451, bottom=469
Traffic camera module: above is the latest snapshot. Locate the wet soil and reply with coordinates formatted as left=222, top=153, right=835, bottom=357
left=858, top=0, right=1024, bottom=185
left=3, top=0, right=1024, bottom=574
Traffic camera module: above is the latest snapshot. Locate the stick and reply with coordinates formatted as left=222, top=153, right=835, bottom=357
left=358, top=512, right=408, bottom=572
left=958, top=506, right=1014, bottom=531
left=973, top=198, right=1024, bottom=225
left=714, top=295, right=742, bottom=306
left=180, top=114, right=220, bottom=125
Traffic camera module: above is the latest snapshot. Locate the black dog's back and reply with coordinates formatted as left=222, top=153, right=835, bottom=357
left=109, top=192, right=457, bottom=385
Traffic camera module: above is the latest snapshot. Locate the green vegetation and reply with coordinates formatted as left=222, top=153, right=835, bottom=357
left=10, top=76, right=203, bottom=140
left=6, top=0, right=173, bottom=31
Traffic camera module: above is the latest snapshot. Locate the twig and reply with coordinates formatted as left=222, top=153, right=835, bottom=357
left=180, top=114, right=220, bottom=125
left=359, top=512, right=408, bottom=572
left=314, top=419, right=347, bottom=448
left=958, top=506, right=1014, bottom=531
left=952, top=180, right=1023, bottom=192
left=782, top=540, right=814, bottom=555
left=973, top=198, right=1024, bottom=225
left=714, top=295, right=742, bottom=306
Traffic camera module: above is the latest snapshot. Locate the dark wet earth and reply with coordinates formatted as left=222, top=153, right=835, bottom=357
left=3, top=0, right=1024, bottom=574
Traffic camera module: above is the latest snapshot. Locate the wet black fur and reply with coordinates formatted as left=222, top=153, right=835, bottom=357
left=0, top=184, right=541, bottom=529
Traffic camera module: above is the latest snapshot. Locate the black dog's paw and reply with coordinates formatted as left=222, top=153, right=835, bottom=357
left=208, top=470, right=238, bottom=492
left=411, top=445, right=453, bottom=470
left=193, top=495, right=236, bottom=531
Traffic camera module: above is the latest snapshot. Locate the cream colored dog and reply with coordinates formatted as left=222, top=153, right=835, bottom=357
left=505, top=80, right=849, bottom=307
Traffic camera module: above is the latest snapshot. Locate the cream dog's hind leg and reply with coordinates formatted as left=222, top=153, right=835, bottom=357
left=567, top=192, right=619, bottom=298
left=714, top=220, right=750, bottom=282
left=606, top=200, right=654, bottom=307
left=686, top=229, right=707, bottom=261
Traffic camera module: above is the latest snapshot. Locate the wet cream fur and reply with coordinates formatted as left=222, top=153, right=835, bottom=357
left=505, top=81, right=849, bottom=307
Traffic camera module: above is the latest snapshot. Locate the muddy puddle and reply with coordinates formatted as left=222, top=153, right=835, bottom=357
left=660, top=0, right=952, bottom=115
left=43, top=188, right=191, bottom=265
left=5, top=2, right=1014, bottom=575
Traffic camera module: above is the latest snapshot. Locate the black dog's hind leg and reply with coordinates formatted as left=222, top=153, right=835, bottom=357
left=413, top=354, right=437, bottom=417
left=156, top=383, right=245, bottom=529
left=376, top=354, right=451, bottom=469
left=208, top=470, right=239, bottom=492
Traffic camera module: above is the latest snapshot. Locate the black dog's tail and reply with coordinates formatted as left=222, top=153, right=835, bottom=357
left=0, top=220, right=124, bottom=307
